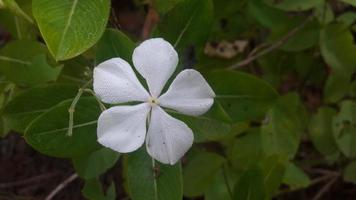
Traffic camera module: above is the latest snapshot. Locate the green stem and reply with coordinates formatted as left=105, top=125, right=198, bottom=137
left=83, top=88, right=106, bottom=111
left=67, top=79, right=93, bottom=136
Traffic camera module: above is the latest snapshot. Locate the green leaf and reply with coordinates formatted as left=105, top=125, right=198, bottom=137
left=82, top=179, right=116, bottom=200
left=154, top=0, right=183, bottom=14
left=332, top=101, right=356, bottom=158
left=205, top=167, right=238, bottom=200
left=169, top=102, right=232, bottom=143
left=158, top=0, right=213, bottom=52
left=247, top=0, right=288, bottom=29
left=125, top=147, right=183, bottom=200
left=261, top=94, right=306, bottom=159
left=341, top=0, right=356, bottom=7
left=207, top=70, right=278, bottom=122
left=309, top=107, right=339, bottom=156
left=283, top=162, right=311, bottom=189
left=227, top=128, right=264, bottom=170
left=263, top=0, right=322, bottom=11
left=324, top=72, right=351, bottom=103
left=183, top=149, right=226, bottom=197
left=337, top=12, right=356, bottom=26
left=315, top=2, right=334, bottom=25
left=278, top=19, right=319, bottom=52
left=343, top=161, right=356, bottom=184
left=73, top=148, right=120, bottom=179
left=3, top=84, right=79, bottom=133
left=0, top=40, right=63, bottom=85
left=320, top=23, right=356, bottom=74
left=233, top=166, right=266, bottom=200
left=2, top=0, right=33, bottom=23
left=95, top=29, right=135, bottom=64
left=25, top=97, right=101, bottom=158
left=32, top=0, right=110, bottom=60
left=261, top=155, right=287, bottom=197
left=0, top=116, right=10, bottom=138
left=0, top=9, right=35, bottom=39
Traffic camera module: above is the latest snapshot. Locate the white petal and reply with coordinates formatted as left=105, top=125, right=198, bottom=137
left=97, top=103, right=150, bottom=153
left=158, top=69, right=215, bottom=116
left=146, top=106, right=194, bottom=165
left=132, top=38, right=178, bottom=97
left=93, top=58, right=150, bottom=104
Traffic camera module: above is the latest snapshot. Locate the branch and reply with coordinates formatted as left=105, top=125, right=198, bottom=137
left=228, top=15, right=313, bottom=70
left=278, top=172, right=339, bottom=196
left=44, top=173, right=78, bottom=200
left=0, top=173, right=56, bottom=189
left=312, top=176, right=338, bottom=200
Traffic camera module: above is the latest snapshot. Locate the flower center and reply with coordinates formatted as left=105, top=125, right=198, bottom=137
left=148, top=97, right=159, bottom=106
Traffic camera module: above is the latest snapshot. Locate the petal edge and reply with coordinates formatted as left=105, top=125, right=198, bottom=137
left=146, top=106, right=194, bottom=165
left=159, top=69, right=215, bottom=116
left=132, top=38, right=178, bottom=97
left=97, top=103, right=150, bottom=153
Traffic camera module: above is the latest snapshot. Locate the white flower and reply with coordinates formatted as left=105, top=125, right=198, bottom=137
left=93, top=38, right=215, bottom=165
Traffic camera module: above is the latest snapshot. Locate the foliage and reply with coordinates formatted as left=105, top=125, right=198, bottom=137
left=0, top=0, right=356, bottom=199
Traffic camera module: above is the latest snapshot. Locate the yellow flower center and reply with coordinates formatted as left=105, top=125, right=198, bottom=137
left=148, top=97, right=159, bottom=106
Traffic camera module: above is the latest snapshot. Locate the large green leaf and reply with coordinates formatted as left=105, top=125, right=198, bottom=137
left=3, top=84, right=79, bottom=132
left=0, top=40, right=62, bottom=85
left=125, top=148, right=183, bottom=200
left=233, top=166, right=266, bottom=200
left=332, top=101, right=356, bottom=158
left=32, top=0, right=110, bottom=60
left=320, top=23, right=356, bottom=74
left=263, top=0, right=322, bottom=11
left=95, top=29, right=135, bottom=64
left=227, top=128, right=264, bottom=170
left=205, top=167, right=238, bottom=200
left=183, top=149, right=226, bottom=197
left=282, top=163, right=311, bottom=189
left=82, top=179, right=116, bottom=200
left=309, top=107, right=339, bottom=156
left=261, top=155, right=286, bottom=197
left=261, top=94, right=306, bottom=159
left=72, top=148, right=120, bottom=179
left=169, top=102, right=232, bottom=143
left=158, top=0, right=213, bottom=52
left=25, top=97, right=101, bottom=158
left=207, top=70, right=278, bottom=122
left=324, top=72, right=351, bottom=103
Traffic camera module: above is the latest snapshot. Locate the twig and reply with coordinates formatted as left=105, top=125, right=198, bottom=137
left=44, top=173, right=78, bottom=200
left=0, top=173, right=56, bottom=189
left=312, top=176, right=338, bottom=200
left=228, top=15, right=313, bottom=70
left=142, top=4, right=159, bottom=39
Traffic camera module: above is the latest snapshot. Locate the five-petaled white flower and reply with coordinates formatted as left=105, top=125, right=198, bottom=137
left=93, top=38, right=215, bottom=165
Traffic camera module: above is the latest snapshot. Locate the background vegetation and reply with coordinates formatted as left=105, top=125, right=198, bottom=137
left=0, top=0, right=356, bottom=199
